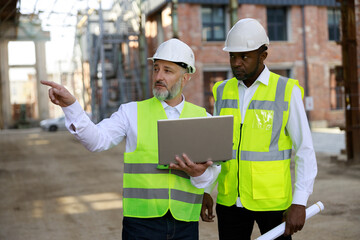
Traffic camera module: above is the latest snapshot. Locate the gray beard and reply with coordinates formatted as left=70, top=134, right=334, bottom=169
left=153, top=78, right=182, bottom=101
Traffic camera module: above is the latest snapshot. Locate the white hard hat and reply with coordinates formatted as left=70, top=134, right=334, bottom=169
left=223, top=18, right=269, bottom=52
left=148, top=38, right=196, bottom=73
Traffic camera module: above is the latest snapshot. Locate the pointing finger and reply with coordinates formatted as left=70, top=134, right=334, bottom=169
left=41, top=80, right=62, bottom=89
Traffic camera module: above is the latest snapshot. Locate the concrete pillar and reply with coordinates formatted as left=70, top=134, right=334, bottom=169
left=0, top=40, right=12, bottom=129
left=35, top=41, right=49, bottom=120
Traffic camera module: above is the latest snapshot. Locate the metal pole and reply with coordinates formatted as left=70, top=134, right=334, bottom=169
left=301, top=6, right=311, bottom=124
left=339, top=0, right=360, bottom=163
left=138, top=0, right=149, bottom=99
left=98, top=0, right=108, bottom=119
left=229, top=0, right=238, bottom=27
left=172, top=0, right=179, bottom=38
left=86, top=3, right=97, bottom=121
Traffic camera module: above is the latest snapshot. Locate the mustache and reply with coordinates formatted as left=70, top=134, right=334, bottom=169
left=232, top=66, right=245, bottom=72
left=154, top=81, right=168, bottom=88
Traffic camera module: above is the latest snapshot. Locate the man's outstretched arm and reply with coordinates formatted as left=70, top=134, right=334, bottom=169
left=41, top=80, right=126, bottom=151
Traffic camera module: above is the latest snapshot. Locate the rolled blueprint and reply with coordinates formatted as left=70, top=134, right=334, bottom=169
left=255, top=201, right=324, bottom=240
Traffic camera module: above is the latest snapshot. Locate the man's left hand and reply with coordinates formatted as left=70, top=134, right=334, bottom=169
left=283, top=204, right=306, bottom=236
left=169, top=153, right=213, bottom=177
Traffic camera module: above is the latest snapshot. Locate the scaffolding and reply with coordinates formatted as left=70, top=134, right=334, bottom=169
left=74, top=0, right=148, bottom=121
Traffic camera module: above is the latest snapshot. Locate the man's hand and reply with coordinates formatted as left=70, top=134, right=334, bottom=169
left=169, top=153, right=213, bottom=177
left=201, top=193, right=215, bottom=222
left=41, top=80, right=76, bottom=107
left=283, top=204, right=306, bottom=236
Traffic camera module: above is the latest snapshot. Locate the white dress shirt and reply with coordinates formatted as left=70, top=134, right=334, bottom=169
left=62, top=96, right=220, bottom=189
left=216, top=66, right=317, bottom=207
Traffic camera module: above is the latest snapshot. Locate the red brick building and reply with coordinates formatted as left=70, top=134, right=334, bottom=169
left=145, top=0, right=343, bottom=128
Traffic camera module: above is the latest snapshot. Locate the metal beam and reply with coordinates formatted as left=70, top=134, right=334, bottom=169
left=98, top=0, right=108, bottom=119
left=339, top=0, right=360, bottom=163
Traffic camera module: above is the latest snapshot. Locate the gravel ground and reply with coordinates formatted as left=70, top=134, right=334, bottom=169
left=0, top=128, right=359, bottom=240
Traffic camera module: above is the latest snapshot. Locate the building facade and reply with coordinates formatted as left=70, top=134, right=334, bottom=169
left=145, top=0, right=343, bottom=127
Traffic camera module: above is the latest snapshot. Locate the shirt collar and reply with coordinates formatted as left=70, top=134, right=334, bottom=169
left=160, top=94, right=185, bottom=114
left=238, top=65, right=270, bottom=87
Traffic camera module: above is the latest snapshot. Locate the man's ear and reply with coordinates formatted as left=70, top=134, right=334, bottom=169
left=182, top=73, right=192, bottom=86
left=260, top=51, right=268, bottom=63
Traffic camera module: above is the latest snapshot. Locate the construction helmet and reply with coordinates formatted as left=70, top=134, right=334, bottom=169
left=223, top=18, right=269, bottom=52
left=148, top=38, right=196, bottom=73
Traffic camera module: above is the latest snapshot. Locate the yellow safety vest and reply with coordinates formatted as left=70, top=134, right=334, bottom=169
left=213, top=72, right=303, bottom=211
left=123, top=97, right=207, bottom=221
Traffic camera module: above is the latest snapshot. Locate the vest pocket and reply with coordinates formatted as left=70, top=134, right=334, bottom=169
left=218, top=161, right=230, bottom=195
left=218, top=160, right=238, bottom=196
left=251, top=161, right=285, bottom=199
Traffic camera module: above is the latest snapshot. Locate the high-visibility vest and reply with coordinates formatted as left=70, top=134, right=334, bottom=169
left=123, top=97, right=207, bottom=221
left=213, top=72, right=304, bottom=211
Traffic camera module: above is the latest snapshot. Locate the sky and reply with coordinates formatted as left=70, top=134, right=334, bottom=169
left=17, top=0, right=114, bottom=72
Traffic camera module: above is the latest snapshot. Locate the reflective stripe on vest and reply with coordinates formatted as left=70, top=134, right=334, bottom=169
left=123, top=188, right=203, bottom=204
left=124, top=163, right=190, bottom=179
left=214, top=80, right=238, bottom=116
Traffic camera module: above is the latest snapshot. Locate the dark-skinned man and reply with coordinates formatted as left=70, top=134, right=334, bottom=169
left=201, top=18, right=317, bottom=240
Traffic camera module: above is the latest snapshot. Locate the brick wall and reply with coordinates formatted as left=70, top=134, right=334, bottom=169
left=146, top=3, right=344, bottom=127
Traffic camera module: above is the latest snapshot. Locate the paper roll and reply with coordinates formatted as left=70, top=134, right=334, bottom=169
left=255, top=201, right=324, bottom=240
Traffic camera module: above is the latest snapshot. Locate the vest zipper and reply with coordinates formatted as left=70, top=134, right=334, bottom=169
left=237, top=123, right=243, bottom=198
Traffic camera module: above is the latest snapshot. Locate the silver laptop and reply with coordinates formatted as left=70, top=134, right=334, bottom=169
left=157, top=115, right=233, bottom=168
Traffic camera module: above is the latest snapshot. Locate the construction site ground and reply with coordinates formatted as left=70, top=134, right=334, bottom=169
left=0, top=127, right=359, bottom=240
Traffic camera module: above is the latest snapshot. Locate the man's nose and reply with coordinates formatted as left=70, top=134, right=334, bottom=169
left=154, top=69, right=164, bottom=80
left=233, top=57, right=244, bottom=67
